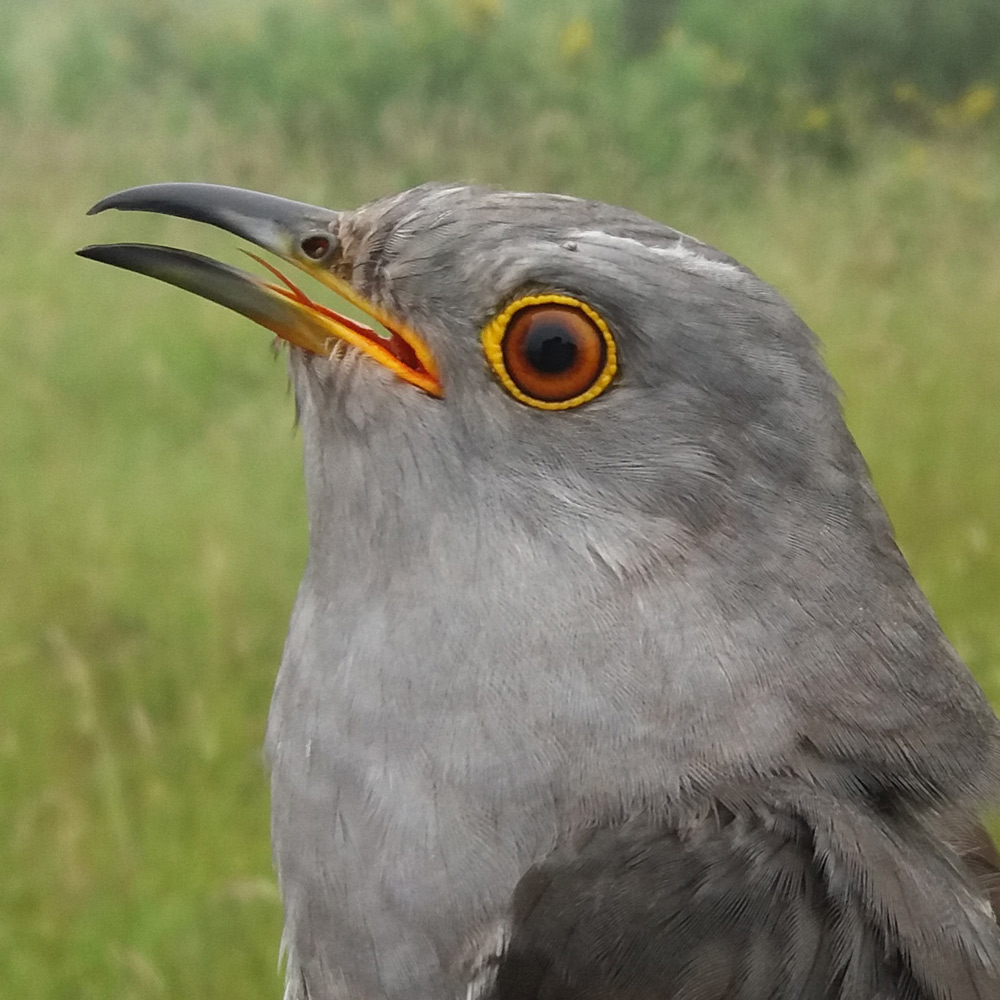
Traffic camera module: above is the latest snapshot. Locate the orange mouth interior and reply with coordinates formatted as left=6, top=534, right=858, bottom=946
left=248, top=252, right=442, bottom=397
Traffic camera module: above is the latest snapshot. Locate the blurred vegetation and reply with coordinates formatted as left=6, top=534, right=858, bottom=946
left=5, top=0, right=1000, bottom=174
left=2, top=1, right=999, bottom=998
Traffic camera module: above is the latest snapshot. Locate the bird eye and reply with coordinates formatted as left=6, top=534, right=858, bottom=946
left=481, top=295, right=617, bottom=409
left=300, top=234, right=332, bottom=260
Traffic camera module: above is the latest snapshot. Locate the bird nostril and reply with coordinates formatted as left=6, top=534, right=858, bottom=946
left=300, top=235, right=332, bottom=260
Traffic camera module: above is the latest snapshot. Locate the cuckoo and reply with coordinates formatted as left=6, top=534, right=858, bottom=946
left=80, top=182, right=1000, bottom=1000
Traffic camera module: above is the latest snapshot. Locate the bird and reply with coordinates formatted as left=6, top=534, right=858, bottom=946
left=80, top=181, right=1000, bottom=1000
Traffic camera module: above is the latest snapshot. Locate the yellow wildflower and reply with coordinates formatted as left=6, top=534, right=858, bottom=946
left=454, top=0, right=502, bottom=30
left=560, top=18, right=594, bottom=63
left=958, top=84, right=996, bottom=124
left=801, top=106, right=831, bottom=132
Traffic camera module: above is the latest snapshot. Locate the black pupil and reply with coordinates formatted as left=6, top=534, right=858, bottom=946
left=522, top=322, right=578, bottom=374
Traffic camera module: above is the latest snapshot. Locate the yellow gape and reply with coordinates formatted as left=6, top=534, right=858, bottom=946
left=481, top=294, right=618, bottom=410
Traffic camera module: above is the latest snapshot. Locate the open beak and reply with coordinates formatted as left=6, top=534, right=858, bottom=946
left=78, top=183, right=442, bottom=397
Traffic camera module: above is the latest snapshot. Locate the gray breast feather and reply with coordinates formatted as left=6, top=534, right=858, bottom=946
left=484, top=789, right=1000, bottom=1000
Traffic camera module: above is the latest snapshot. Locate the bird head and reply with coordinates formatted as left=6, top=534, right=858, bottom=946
left=79, top=182, right=999, bottom=810
left=79, top=183, right=861, bottom=569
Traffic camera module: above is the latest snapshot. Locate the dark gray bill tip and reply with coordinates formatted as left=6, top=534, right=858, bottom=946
left=77, top=244, right=131, bottom=263
left=84, top=183, right=340, bottom=257
left=77, top=241, right=264, bottom=292
left=75, top=241, right=309, bottom=336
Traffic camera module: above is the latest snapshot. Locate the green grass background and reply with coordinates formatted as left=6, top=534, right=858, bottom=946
left=2, top=1, right=999, bottom=996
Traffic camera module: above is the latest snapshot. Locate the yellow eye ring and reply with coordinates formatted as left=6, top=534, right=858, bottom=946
left=480, top=294, right=618, bottom=410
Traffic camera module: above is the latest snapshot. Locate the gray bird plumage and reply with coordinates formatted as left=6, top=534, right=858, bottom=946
left=81, top=182, right=1000, bottom=1000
